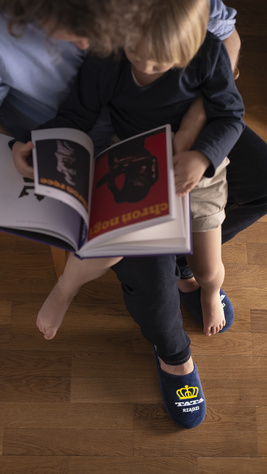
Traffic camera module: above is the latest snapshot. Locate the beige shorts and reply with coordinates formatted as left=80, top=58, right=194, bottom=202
left=190, top=157, right=229, bottom=232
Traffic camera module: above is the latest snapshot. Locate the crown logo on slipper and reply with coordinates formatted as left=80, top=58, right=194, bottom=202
left=176, top=385, right=199, bottom=399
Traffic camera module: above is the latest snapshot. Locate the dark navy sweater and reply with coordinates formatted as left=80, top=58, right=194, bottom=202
left=31, top=32, right=245, bottom=177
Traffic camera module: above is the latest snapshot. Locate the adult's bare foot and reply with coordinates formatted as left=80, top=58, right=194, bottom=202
left=36, top=277, right=76, bottom=340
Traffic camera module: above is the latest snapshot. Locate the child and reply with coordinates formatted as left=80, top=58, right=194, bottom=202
left=12, top=0, right=244, bottom=340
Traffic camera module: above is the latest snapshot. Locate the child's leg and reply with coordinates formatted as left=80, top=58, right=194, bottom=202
left=37, top=253, right=122, bottom=340
left=186, top=226, right=225, bottom=336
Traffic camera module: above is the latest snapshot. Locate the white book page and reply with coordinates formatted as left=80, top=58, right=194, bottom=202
left=0, top=134, right=82, bottom=249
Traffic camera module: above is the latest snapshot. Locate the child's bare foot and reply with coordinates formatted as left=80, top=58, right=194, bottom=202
left=36, top=277, right=76, bottom=340
left=201, top=290, right=225, bottom=336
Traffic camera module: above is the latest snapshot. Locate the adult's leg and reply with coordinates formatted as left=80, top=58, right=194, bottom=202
left=112, top=255, right=206, bottom=428
left=112, top=255, right=191, bottom=364
left=223, top=125, right=267, bottom=243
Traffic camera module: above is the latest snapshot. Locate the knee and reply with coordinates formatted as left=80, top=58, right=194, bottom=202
left=112, top=255, right=178, bottom=294
left=193, top=261, right=225, bottom=286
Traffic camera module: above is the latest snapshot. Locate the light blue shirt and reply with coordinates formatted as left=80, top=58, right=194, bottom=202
left=0, top=15, right=85, bottom=131
left=0, top=1, right=237, bottom=132
left=208, top=0, right=237, bottom=39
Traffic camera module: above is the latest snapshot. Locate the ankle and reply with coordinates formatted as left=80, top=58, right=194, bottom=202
left=160, top=356, right=194, bottom=376
left=57, top=276, right=80, bottom=299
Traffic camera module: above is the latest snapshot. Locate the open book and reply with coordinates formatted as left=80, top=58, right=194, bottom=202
left=0, top=125, right=191, bottom=258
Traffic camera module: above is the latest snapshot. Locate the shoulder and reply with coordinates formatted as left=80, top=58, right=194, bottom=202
left=197, top=32, right=226, bottom=67
left=0, top=17, right=82, bottom=71
left=190, top=32, right=231, bottom=80
left=201, top=31, right=223, bottom=54
left=0, top=14, right=83, bottom=62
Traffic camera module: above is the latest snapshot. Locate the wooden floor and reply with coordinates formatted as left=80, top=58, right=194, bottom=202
left=0, top=1, right=267, bottom=472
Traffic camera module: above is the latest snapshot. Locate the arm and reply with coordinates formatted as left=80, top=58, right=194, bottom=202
left=173, top=35, right=244, bottom=195
left=11, top=55, right=117, bottom=177
left=173, top=97, right=209, bottom=196
left=173, top=1, right=241, bottom=155
left=208, top=0, right=241, bottom=72
left=172, top=2, right=242, bottom=194
left=191, top=36, right=245, bottom=175
left=223, top=28, right=241, bottom=73
left=172, top=25, right=241, bottom=156
left=173, top=97, right=207, bottom=154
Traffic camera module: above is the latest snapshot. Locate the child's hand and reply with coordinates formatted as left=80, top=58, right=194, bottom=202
left=12, top=141, right=34, bottom=179
left=173, top=150, right=210, bottom=196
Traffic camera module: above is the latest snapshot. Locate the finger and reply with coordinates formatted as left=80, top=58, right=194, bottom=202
left=16, top=162, right=34, bottom=179
left=23, top=141, right=34, bottom=152
left=175, top=183, right=193, bottom=196
left=23, top=167, right=34, bottom=179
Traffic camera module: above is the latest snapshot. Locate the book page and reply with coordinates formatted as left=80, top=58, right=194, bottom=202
left=0, top=134, right=82, bottom=249
left=87, top=125, right=176, bottom=244
left=32, top=128, right=94, bottom=224
left=77, top=193, right=191, bottom=258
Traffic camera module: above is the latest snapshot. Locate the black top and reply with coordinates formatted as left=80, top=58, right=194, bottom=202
left=23, top=32, right=245, bottom=177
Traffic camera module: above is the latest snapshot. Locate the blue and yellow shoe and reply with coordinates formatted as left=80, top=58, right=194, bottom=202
left=153, top=346, right=206, bottom=429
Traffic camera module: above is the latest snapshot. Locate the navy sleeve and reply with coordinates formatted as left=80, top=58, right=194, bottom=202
left=13, top=54, right=120, bottom=144
left=40, top=55, right=119, bottom=132
left=192, top=34, right=245, bottom=176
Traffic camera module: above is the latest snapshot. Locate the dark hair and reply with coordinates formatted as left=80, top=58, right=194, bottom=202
left=0, top=0, right=128, bottom=56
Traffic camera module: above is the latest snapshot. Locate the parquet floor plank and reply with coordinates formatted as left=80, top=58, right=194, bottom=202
left=197, top=457, right=267, bottom=474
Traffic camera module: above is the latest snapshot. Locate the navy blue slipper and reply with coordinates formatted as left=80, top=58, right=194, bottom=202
left=153, top=347, right=206, bottom=429
left=179, top=287, right=234, bottom=332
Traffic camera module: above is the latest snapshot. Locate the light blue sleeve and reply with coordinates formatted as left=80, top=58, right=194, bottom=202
left=208, top=0, right=237, bottom=40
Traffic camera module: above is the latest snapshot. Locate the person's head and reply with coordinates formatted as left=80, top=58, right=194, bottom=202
left=123, top=0, right=209, bottom=75
left=0, top=0, right=127, bottom=55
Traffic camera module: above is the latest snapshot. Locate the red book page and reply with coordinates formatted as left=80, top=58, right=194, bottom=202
left=88, top=128, right=171, bottom=242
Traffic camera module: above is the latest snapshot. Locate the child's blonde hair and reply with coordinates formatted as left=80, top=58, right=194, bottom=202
left=124, top=0, right=210, bottom=68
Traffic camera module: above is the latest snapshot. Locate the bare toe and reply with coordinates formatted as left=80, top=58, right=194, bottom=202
left=43, top=327, right=57, bottom=340
left=203, top=326, right=212, bottom=336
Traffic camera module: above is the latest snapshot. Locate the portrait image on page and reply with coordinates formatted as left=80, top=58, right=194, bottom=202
left=34, top=138, right=91, bottom=222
